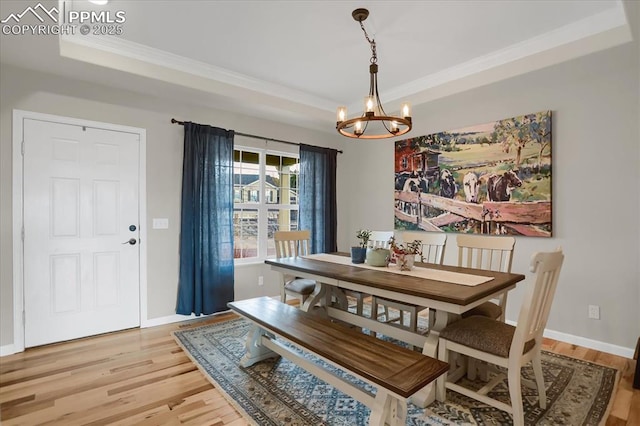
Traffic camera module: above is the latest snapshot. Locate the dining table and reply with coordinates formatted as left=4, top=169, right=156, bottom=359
left=264, top=252, right=525, bottom=407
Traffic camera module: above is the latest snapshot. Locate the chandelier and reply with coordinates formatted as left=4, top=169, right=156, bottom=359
left=336, top=8, right=412, bottom=139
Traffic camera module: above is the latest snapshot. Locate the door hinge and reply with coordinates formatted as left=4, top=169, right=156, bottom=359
left=22, top=310, right=25, bottom=326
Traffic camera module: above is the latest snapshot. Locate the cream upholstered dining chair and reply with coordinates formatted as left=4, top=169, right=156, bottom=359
left=371, top=231, right=447, bottom=331
left=457, top=234, right=516, bottom=322
left=274, top=230, right=317, bottom=306
left=436, top=249, right=564, bottom=426
left=345, top=230, right=395, bottom=316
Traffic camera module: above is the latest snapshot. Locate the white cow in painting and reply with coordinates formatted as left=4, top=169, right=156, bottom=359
left=463, top=172, right=479, bottom=203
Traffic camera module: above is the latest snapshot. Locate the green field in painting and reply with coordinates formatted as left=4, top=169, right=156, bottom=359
left=431, top=142, right=551, bottom=202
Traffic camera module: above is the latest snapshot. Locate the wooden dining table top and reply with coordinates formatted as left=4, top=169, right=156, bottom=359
left=265, top=252, right=525, bottom=307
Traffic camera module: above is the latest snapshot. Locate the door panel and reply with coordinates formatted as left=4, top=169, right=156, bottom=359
left=23, top=118, right=141, bottom=347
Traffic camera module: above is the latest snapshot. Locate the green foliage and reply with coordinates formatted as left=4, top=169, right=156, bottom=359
left=356, top=229, right=372, bottom=248
left=493, top=111, right=551, bottom=166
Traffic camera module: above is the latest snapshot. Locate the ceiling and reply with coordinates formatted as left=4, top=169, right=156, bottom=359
left=0, top=0, right=634, bottom=134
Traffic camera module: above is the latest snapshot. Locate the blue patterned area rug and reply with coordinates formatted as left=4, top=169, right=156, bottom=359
left=172, top=317, right=617, bottom=425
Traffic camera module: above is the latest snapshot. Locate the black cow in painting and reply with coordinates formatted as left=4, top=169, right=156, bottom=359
left=487, top=170, right=523, bottom=202
left=439, top=169, right=457, bottom=198
left=396, top=171, right=429, bottom=193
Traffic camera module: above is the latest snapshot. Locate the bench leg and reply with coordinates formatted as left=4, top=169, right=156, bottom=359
left=240, top=325, right=277, bottom=367
left=369, top=391, right=407, bottom=426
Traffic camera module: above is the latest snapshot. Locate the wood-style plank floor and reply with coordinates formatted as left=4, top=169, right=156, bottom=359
left=1, top=311, right=638, bottom=425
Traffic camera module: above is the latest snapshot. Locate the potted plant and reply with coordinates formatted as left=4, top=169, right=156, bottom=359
left=351, top=229, right=371, bottom=264
left=388, top=236, right=422, bottom=271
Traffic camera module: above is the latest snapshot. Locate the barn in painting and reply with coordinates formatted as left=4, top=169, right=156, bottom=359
left=394, top=110, right=552, bottom=237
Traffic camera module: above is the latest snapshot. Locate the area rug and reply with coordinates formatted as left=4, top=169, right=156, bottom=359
left=173, top=317, right=617, bottom=425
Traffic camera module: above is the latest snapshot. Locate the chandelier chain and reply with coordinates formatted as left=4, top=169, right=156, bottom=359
left=359, top=21, right=377, bottom=64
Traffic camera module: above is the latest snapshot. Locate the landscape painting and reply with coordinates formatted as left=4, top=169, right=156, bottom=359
left=394, top=110, right=552, bottom=237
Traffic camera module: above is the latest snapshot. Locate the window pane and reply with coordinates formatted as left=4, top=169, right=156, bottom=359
left=233, top=148, right=299, bottom=262
left=264, top=154, right=299, bottom=206
left=288, top=160, right=299, bottom=200
left=234, top=208, right=258, bottom=259
left=267, top=208, right=299, bottom=257
left=234, top=149, right=260, bottom=204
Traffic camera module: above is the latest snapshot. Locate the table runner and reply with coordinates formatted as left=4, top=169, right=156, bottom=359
left=303, top=253, right=493, bottom=286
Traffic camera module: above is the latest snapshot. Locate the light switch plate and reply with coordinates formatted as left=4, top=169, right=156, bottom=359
left=152, top=218, right=169, bottom=229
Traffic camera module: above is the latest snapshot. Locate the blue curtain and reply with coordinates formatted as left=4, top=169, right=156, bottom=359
left=299, top=144, right=338, bottom=253
left=177, top=122, right=235, bottom=315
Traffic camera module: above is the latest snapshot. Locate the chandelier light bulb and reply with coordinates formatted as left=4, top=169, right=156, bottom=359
left=365, top=96, right=375, bottom=114
left=337, top=107, right=347, bottom=123
left=402, top=103, right=412, bottom=118
left=355, top=121, right=363, bottom=135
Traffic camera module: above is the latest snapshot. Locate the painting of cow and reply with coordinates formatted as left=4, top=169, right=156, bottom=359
left=394, top=110, right=552, bottom=237
left=463, top=172, right=479, bottom=203
left=440, top=169, right=457, bottom=198
left=486, top=170, right=522, bottom=202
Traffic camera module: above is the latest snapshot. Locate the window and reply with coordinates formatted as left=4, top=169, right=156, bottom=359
left=233, top=147, right=299, bottom=262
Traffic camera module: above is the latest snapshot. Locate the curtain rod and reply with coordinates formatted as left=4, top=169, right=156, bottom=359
left=170, top=118, right=342, bottom=154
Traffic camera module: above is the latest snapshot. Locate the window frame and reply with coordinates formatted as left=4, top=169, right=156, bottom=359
left=233, top=146, right=299, bottom=264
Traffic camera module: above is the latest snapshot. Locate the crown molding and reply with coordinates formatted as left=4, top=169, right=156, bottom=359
left=381, top=4, right=631, bottom=104
left=59, top=2, right=631, bottom=116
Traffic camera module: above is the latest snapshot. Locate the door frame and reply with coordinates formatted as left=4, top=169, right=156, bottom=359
left=12, top=109, right=148, bottom=353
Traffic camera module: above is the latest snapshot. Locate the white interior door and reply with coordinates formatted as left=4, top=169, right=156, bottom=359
left=23, top=118, right=141, bottom=347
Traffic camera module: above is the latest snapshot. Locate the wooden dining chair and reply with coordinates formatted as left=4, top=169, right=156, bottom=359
left=371, top=231, right=447, bottom=331
left=436, top=249, right=564, bottom=426
left=367, top=230, right=395, bottom=248
left=274, top=230, right=317, bottom=306
left=457, top=234, right=516, bottom=322
left=345, top=230, right=395, bottom=317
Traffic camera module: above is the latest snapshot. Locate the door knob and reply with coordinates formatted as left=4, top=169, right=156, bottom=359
left=122, top=238, right=137, bottom=245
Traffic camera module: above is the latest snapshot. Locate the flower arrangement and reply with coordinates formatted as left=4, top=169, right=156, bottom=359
left=356, top=229, right=372, bottom=248
left=388, top=236, right=422, bottom=256
left=388, top=236, right=422, bottom=270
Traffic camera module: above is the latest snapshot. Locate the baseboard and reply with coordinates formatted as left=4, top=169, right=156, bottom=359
left=0, top=344, right=17, bottom=357
left=505, top=320, right=635, bottom=359
left=141, top=309, right=232, bottom=328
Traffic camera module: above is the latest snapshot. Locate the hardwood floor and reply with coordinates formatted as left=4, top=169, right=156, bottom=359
left=1, top=312, right=638, bottom=425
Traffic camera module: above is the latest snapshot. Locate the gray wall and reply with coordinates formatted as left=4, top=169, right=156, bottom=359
left=1, top=14, right=639, bottom=354
left=339, top=41, right=640, bottom=351
left=0, top=65, right=345, bottom=347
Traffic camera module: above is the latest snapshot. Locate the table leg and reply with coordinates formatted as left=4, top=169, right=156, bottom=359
left=331, top=288, right=349, bottom=310
left=300, top=282, right=327, bottom=312
left=409, top=310, right=455, bottom=408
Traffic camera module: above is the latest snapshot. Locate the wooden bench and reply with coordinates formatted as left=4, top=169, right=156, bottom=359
left=228, top=297, right=449, bottom=426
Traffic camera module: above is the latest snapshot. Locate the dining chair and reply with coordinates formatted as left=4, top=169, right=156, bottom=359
left=274, top=230, right=317, bottom=306
left=367, top=230, right=395, bottom=248
left=457, top=234, right=516, bottom=322
left=345, top=230, right=395, bottom=317
left=371, top=231, right=447, bottom=331
left=436, top=249, right=564, bottom=426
